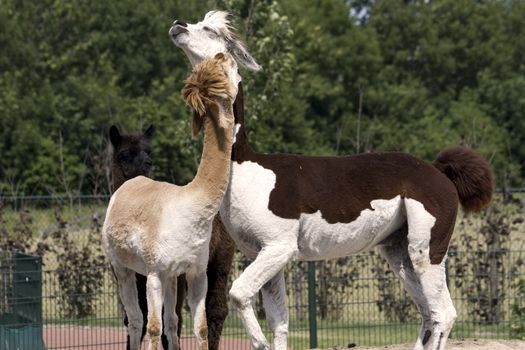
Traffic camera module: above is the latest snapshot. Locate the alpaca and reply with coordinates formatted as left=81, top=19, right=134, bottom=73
left=109, top=124, right=155, bottom=192
left=109, top=124, right=174, bottom=349
left=170, top=11, right=494, bottom=350
left=203, top=216, right=236, bottom=350
left=102, top=52, right=240, bottom=350
left=109, top=125, right=235, bottom=350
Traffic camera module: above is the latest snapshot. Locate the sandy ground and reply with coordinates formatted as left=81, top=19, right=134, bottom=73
left=42, top=327, right=524, bottom=350
left=316, top=339, right=525, bottom=350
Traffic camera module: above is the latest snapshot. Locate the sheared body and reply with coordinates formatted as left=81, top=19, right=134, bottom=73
left=102, top=53, right=240, bottom=350
left=169, top=11, right=494, bottom=350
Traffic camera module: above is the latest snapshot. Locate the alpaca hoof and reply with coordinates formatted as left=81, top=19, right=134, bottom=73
left=255, top=342, right=270, bottom=350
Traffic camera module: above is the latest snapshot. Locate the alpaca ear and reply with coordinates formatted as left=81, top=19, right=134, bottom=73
left=109, top=125, right=121, bottom=147
left=192, top=111, right=204, bottom=137
left=208, top=101, right=228, bottom=130
left=228, top=41, right=261, bottom=71
left=214, top=52, right=226, bottom=61
left=144, top=124, right=155, bottom=139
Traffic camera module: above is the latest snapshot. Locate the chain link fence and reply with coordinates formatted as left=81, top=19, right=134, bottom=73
left=1, top=195, right=524, bottom=349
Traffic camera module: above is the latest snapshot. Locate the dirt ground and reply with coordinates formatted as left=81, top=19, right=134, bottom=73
left=316, top=339, right=525, bottom=350
left=43, top=327, right=524, bottom=350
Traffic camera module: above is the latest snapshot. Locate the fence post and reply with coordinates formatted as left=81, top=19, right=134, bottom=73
left=308, top=261, right=318, bottom=349
left=445, top=252, right=452, bottom=339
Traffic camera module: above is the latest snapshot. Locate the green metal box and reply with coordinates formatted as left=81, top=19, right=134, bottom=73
left=0, top=252, right=45, bottom=350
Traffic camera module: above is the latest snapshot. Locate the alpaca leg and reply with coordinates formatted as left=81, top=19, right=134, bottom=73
left=163, top=276, right=180, bottom=350
left=261, top=270, right=288, bottom=350
left=206, top=233, right=235, bottom=350
left=229, top=246, right=296, bottom=350
left=138, top=273, right=150, bottom=347
left=420, top=257, right=456, bottom=346
left=175, top=275, right=186, bottom=343
left=206, top=265, right=231, bottom=350
left=378, top=234, right=432, bottom=350
left=186, top=271, right=209, bottom=350
left=114, top=266, right=143, bottom=350
left=404, top=199, right=457, bottom=350
left=409, top=262, right=456, bottom=350
left=125, top=273, right=149, bottom=349
left=146, top=272, right=165, bottom=350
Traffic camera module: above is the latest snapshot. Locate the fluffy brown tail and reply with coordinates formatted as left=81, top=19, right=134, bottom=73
left=433, top=147, right=494, bottom=213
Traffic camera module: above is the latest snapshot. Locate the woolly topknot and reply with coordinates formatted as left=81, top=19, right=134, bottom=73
left=433, top=147, right=494, bottom=213
left=182, top=53, right=236, bottom=136
left=183, top=52, right=234, bottom=115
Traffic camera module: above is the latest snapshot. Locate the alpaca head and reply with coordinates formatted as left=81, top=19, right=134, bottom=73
left=183, top=52, right=240, bottom=136
left=169, top=11, right=260, bottom=71
left=109, top=125, right=155, bottom=183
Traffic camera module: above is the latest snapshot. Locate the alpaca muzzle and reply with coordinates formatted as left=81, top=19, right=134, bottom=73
left=170, top=24, right=188, bottom=38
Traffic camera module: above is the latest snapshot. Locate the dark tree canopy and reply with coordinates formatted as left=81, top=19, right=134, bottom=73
left=0, top=0, right=523, bottom=195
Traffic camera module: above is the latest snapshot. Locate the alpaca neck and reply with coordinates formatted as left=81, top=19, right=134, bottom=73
left=111, top=167, right=127, bottom=192
left=232, top=82, right=254, bottom=162
left=190, top=101, right=234, bottom=212
left=110, top=166, right=149, bottom=192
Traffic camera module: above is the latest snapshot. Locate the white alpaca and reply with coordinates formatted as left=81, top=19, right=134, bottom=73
left=170, top=11, right=493, bottom=350
left=102, top=53, right=240, bottom=350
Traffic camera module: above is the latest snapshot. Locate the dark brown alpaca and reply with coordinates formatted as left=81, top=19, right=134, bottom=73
left=109, top=124, right=235, bottom=350
left=109, top=125, right=155, bottom=191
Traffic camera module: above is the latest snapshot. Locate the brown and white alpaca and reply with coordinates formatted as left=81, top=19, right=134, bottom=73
left=102, top=53, right=240, bottom=350
left=170, top=11, right=494, bottom=350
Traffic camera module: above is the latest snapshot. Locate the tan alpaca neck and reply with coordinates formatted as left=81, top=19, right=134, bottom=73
left=189, top=101, right=234, bottom=212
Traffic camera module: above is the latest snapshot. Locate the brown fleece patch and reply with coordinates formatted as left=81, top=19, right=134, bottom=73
left=206, top=216, right=235, bottom=350
left=232, top=83, right=464, bottom=264
left=239, top=150, right=460, bottom=264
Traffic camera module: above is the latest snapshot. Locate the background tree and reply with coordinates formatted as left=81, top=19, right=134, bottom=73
left=1, top=0, right=523, bottom=195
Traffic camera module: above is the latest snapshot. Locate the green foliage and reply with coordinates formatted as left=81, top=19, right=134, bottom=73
left=1, top=0, right=524, bottom=194
left=511, top=278, right=525, bottom=339
left=0, top=205, right=36, bottom=255
left=50, top=208, right=106, bottom=319
left=450, top=194, right=525, bottom=324
left=0, top=200, right=106, bottom=319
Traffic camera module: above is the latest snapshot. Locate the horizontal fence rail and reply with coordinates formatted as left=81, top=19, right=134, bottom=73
left=0, top=194, right=524, bottom=349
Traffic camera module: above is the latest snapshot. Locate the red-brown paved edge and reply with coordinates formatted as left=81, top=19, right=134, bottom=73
left=43, top=325, right=252, bottom=350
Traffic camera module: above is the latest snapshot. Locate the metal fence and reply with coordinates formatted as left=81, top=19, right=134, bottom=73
left=1, top=195, right=524, bottom=349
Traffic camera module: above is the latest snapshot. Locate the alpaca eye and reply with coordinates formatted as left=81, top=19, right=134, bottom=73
left=117, top=152, right=132, bottom=162
left=203, top=26, right=217, bottom=36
